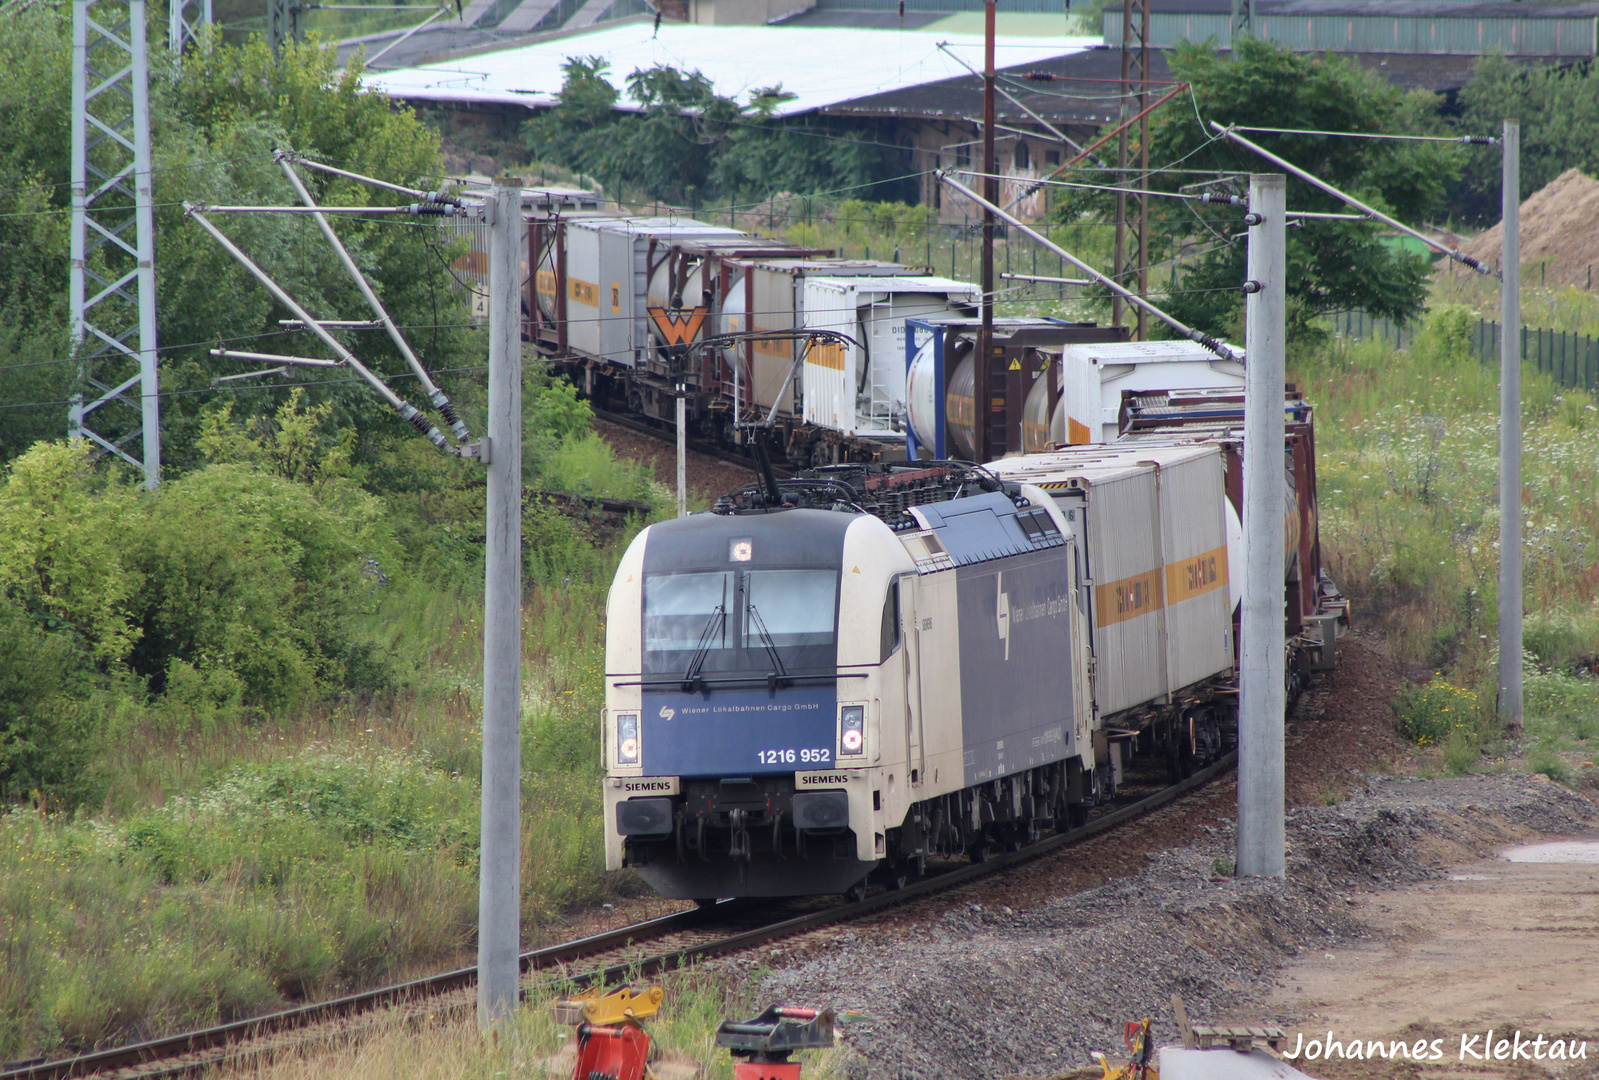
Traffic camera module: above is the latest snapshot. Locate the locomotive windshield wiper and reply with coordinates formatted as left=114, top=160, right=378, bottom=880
left=745, top=602, right=790, bottom=690
left=681, top=605, right=726, bottom=692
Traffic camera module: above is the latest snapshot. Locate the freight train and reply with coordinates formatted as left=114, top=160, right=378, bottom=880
left=457, top=197, right=1257, bottom=465
left=461, top=201, right=1238, bottom=463
left=601, top=418, right=1348, bottom=901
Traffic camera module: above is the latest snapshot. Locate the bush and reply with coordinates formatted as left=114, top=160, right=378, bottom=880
left=0, top=442, right=140, bottom=662
left=1411, top=302, right=1476, bottom=367
left=1523, top=608, right=1599, bottom=676
left=537, top=431, right=663, bottom=505
left=1394, top=677, right=1482, bottom=746
left=0, top=595, right=94, bottom=805
left=125, top=463, right=399, bottom=705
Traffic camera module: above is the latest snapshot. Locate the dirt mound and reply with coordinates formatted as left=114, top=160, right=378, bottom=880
left=1456, top=167, right=1599, bottom=288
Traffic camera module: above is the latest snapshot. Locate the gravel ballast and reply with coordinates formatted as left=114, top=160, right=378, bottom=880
left=752, top=774, right=1597, bottom=1080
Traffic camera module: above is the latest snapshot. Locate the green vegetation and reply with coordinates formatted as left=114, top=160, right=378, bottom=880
left=0, top=393, right=663, bottom=1057
left=1299, top=301, right=1599, bottom=777
left=1134, top=38, right=1455, bottom=341
left=0, top=17, right=678, bottom=1059
left=523, top=56, right=918, bottom=206
left=1453, top=54, right=1599, bottom=224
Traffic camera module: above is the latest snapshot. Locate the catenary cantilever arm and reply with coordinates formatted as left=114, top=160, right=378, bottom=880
left=1212, top=123, right=1495, bottom=277
left=276, top=152, right=472, bottom=443
left=938, top=171, right=1242, bottom=362
left=185, top=202, right=461, bottom=455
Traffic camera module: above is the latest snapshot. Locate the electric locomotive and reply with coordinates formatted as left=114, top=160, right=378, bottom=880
left=602, top=462, right=1102, bottom=900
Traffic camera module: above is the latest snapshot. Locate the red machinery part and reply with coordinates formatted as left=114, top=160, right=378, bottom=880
left=572, top=1022, right=651, bottom=1080
left=733, top=1064, right=803, bottom=1080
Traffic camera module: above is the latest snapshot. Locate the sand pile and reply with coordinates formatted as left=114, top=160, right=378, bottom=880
left=1456, top=167, right=1599, bottom=287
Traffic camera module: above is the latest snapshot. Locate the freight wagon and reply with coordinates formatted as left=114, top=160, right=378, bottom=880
left=490, top=205, right=994, bottom=463
left=903, top=317, right=1130, bottom=461
left=1113, top=386, right=1350, bottom=673
left=1019, top=339, right=1246, bottom=450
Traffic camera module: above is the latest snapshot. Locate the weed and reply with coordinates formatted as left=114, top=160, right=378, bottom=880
left=1394, top=678, right=1482, bottom=746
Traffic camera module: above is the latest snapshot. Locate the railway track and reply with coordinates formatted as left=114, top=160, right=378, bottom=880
left=590, top=407, right=787, bottom=479
left=3, top=751, right=1235, bottom=1080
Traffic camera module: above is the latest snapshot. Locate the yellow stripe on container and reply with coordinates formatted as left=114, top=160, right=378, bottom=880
left=806, top=341, right=846, bottom=370
left=1095, top=567, right=1164, bottom=628
left=1165, top=544, right=1229, bottom=605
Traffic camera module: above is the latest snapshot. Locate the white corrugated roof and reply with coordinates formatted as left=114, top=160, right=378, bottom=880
left=363, top=23, right=1094, bottom=116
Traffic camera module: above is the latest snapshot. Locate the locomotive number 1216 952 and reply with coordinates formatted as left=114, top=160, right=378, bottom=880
left=757, top=748, right=831, bottom=765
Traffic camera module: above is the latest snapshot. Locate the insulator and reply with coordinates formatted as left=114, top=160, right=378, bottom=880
left=1242, top=211, right=1265, bottom=226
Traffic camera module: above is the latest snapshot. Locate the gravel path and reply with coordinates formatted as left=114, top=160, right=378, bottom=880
left=706, top=636, right=1596, bottom=1079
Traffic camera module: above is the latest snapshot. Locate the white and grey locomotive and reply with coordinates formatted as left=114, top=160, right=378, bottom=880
left=600, top=439, right=1339, bottom=901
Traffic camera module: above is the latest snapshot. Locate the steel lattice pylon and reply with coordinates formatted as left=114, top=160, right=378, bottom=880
left=69, top=0, right=160, bottom=486
left=169, top=0, right=211, bottom=53
left=1231, top=0, right=1255, bottom=41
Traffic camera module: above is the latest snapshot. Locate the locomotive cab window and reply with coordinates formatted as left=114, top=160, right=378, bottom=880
left=642, top=568, right=838, bottom=677
left=879, top=580, right=901, bottom=662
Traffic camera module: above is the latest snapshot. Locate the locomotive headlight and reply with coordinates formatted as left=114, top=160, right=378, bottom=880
left=616, top=713, right=640, bottom=765
left=729, top=538, right=753, bottom=562
left=838, top=704, right=866, bottom=756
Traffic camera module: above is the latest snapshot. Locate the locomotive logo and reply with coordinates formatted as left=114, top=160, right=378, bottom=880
left=995, top=574, right=1011, bottom=662
left=658, top=706, right=676, bottom=721
left=648, top=306, right=710, bottom=346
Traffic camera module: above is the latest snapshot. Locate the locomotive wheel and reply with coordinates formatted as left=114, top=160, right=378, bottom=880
left=693, top=897, right=719, bottom=909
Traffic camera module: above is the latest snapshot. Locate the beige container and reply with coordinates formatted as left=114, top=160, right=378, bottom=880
left=988, top=443, right=1233, bottom=721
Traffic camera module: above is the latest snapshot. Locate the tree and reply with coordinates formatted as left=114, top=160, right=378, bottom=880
left=0, top=15, right=480, bottom=472
left=1455, top=54, right=1599, bottom=224
left=523, top=57, right=915, bottom=206
left=1059, top=38, right=1457, bottom=340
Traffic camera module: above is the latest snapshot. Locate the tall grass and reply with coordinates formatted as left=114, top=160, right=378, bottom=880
left=1430, top=270, right=1599, bottom=336
left=0, top=498, right=654, bottom=1061
left=1302, top=304, right=1599, bottom=774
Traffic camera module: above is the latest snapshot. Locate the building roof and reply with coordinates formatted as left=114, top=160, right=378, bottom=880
left=822, top=45, right=1172, bottom=124
left=362, top=22, right=1097, bottom=116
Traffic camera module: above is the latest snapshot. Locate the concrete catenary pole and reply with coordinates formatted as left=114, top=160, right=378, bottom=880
left=676, top=379, right=687, bottom=517
left=1498, top=120, right=1523, bottom=730
left=1238, top=172, right=1286, bottom=879
left=976, top=0, right=996, bottom=462
left=478, top=177, right=523, bottom=1026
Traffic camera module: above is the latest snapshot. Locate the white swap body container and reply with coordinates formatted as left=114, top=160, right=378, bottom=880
left=800, top=276, right=980, bottom=438
left=988, top=443, right=1234, bottom=720
left=1042, top=340, right=1245, bottom=444
left=720, top=260, right=910, bottom=419
left=536, top=216, right=745, bottom=367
